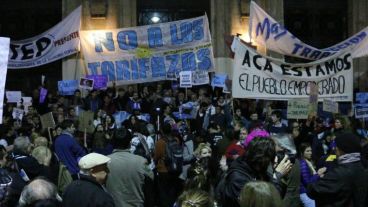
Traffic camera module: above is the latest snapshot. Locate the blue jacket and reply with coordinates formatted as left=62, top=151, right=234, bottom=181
left=54, top=132, right=86, bottom=175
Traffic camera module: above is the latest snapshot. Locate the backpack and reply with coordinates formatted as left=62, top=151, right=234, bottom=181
left=54, top=153, right=73, bottom=194
left=164, top=138, right=184, bottom=175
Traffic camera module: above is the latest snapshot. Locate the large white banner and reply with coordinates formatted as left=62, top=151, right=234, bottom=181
left=0, top=37, right=10, bottom=123
left=80, top=15, right=214, bottom=85
left=232, top=38, right=353, bottom=102
left=249, top=1, right=368, bottom=60
left=8, top=6, right=81, bottom=69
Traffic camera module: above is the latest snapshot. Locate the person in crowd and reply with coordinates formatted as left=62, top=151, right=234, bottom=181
left=126, top=91, right=142, bottom=113
left=154, top=123, right=181, bottom=207
left=71, top=89, right=84, bottom=108
left=180, top=131, right=195, bottom=181
left=63, top=153, right=115, bottom=207
left=66, top=107, right=78, bottom=124
left=84, top=89, right=102, bottom=113
left=101, top=95, right=117, bottom=116
left=31, top=146, right=52, bottom=167
left=239, top=181, right=283, bottom=207
left=18, top=178, right=62, bottom=207
left=0, top=146, right=13, bottom=205
left=93, top=109, right=106, bottom=128
left=298, top=143, right=326, bottom=207
left=267, top=110, right=288, bottom=134
left=106, top=127, right=153, bottom=207
left=209, top=105, right=225, bottom=130
left=233, top=108, right=250, bottom=130
left=54, top=119, right=86, bottom=177
left=221, top=137, right=292, bottom=207
left=225, top=127, right=247, bottom=162
left=175, top=189, right=214, bottom=207
left=92, top=124, right=112, bottom=155
left=11, top=136, right=44, bottom=180
left=307, top=132, right=368, bottom=207
left=130, top=122, right=155, bottom=167
left=33, top=137, right=48, bottom=148
left=194, top=143, right=212, bottom=160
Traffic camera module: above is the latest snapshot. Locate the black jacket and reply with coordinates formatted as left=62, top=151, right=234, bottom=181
left=307, top=161, right=368, bottom=207
left=63, top=174, right=115, bottom=207
left=221, top=158, right=282, bottom=207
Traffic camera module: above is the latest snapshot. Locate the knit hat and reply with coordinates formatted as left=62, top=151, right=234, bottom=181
left=243, top=129, right=270, bottom=148
left=335, top=132, right=361, bottom=153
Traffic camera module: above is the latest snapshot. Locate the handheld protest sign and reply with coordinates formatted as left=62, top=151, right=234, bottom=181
left=79, top=77, right=94, bottom=90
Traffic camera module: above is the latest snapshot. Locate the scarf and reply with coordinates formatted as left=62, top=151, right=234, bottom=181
left=338, top=152, right=361, bottom=164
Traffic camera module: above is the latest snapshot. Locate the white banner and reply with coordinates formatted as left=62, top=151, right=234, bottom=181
left=0, top=37, right=10, bottom=124
left=8, top=6, right=81, bottom=68
left=249, top=1, right=368, bottom=60
left=232, top=38, right=353, bottom=102
left=80, top=15, right=214, bottom=85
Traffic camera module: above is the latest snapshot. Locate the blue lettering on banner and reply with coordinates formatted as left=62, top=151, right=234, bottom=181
left=192, top=19, right=204, bottom=40
left=256, top=18, right=287, bottom=41
left=117, top=31, right=138, bottom=50
left=170, top=19, right=205, bottom=45
left=182, top=52, right=196, bottom=71
left=115, top=60, right=130, bottom=80
left=197, top=48, right=211, bottom=70
left=148, top=27, right=163, bottom=48
left=101, top=61, right=115, bottom=81
left=166, top=54, right=180, bottom=77
left=151, top=56, right=166, bottom=77
left=88, top=62, right=100, bottom=75
left=94, top=32, right=115, bottom=52
left=138, top=58, right=149, bottom=79
left=131, top=58, right=139, bottom=80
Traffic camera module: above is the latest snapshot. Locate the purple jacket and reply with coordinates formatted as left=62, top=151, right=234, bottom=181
left=299, top=159, right=319, bottom=194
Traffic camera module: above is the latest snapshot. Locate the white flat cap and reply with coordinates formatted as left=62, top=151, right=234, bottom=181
left=78, top=153, right=111, bottom=170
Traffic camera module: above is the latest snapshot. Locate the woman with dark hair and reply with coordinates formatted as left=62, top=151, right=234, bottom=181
left=298, top=143, right=326, bottom=207
left=220, top=137, right=292, bottom=207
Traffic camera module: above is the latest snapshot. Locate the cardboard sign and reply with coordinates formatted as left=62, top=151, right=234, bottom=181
left=40, top=112, right=56, bottom=129
left=179, top=71, right=192, bottom=88
left=323, top=99, right=339, bottom=113
left=6, top=91, right=22, bottom=103
left=78, top=110, right=95, bottom=133
left=79, top=77, right=94, bottom=90
left=287, top=99, right=309, bottom=119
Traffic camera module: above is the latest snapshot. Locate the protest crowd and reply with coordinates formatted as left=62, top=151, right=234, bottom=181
left=0, top=81, right=366, bottom=207
left=1, top=1, right=368, bottom=207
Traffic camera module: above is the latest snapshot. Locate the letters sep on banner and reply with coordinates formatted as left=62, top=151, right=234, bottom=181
left=8, top=6, right=81, bottom=69
left=80, top=15, right=214, bottom=86
left=249, top=1, right=368, bottom=60
left=231, top=38, right=353, bottom=102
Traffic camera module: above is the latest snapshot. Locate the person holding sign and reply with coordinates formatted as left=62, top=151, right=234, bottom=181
left=54, top=120, right=86, bottom=177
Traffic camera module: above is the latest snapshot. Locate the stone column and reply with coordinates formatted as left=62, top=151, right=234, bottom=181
left=348, top=0, right=368, bottom=91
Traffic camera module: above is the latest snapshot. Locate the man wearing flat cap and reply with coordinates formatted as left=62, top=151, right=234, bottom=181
left=62, top=153, right=115, bottom=207
left=307, top=132, right=368, bottom=207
